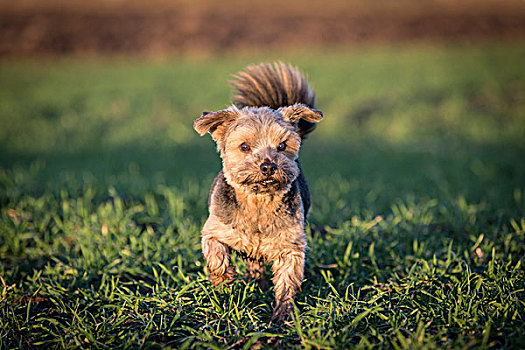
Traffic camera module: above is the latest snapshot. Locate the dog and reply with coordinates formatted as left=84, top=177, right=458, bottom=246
left=193, top=62, right=323, bottom=322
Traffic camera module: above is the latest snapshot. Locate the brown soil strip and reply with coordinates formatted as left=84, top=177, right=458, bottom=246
left=1, top=1, right=524, bottom=56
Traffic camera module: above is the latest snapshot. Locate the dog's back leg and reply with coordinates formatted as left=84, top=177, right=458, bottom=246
left=245, top=257, right=269, bottom=290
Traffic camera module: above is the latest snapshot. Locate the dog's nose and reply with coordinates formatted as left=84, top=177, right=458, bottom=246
left=260, top=162, right=277, bottom=176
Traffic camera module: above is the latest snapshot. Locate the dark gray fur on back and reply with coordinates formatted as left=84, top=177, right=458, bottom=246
left=208, top=170, right=238, bottom=224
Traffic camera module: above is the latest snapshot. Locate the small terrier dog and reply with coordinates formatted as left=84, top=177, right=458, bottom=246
left=193, top=62, right=323, bottom=322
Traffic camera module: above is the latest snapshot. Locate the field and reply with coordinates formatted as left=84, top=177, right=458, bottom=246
left=1, top=45, right=525, bottom=348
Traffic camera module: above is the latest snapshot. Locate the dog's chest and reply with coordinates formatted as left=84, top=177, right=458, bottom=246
left=210, top=172, right=304, bottom=259
left=231, top=194, right=302, bottom=259
left=235, top=194, right=295, bottom=233
left=211, top=172, right=302, bottom=231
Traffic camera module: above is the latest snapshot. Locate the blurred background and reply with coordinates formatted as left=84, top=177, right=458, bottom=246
left=1, top=0, right=524, bottom=214
left=0, top=0, right=523, bottom=207
left=1, top=0, right=524, bottom=216
left=1, top=0, right=525, bottom=55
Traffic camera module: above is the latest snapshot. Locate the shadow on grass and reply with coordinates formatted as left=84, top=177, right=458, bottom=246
left=1, top=135, right=524, bottom=214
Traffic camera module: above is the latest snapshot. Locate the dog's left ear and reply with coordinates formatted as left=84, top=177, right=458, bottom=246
left=278, top=104, right=323, bottom=124
left=193, top=109, right=240, bottom=143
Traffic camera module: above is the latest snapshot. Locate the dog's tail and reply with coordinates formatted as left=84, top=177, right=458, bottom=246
left=230, top=62, right=318, bottom=138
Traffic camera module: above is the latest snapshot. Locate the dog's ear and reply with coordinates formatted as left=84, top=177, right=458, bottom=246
left=193, top=109, right=239, bottom=142
left=278, top=104, right=323, bottom=138
left=278, top=104, right=323, bottom=124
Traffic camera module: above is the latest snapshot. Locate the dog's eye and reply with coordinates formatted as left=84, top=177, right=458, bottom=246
left=240, top=143, right=251, bottom=153
left=277, top=142, right=286, bottom=151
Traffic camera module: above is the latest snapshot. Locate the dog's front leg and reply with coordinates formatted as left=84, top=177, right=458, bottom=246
left=270, top=250, right=305, bottom=322
left=202, top=235, right=235, bottom=286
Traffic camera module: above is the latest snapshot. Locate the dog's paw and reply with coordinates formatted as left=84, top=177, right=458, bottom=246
left=209, top=265, right=237, bottom=287
left=225, top=265, right=236, bottom=279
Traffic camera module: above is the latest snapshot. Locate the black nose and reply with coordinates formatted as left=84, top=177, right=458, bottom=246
left=260, top=162, right=277, bottom=176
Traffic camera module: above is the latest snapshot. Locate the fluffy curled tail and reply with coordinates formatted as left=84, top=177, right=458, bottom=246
left=230, top=62, right=318, bottom=138
left=231, top=62, right=316, bottom=109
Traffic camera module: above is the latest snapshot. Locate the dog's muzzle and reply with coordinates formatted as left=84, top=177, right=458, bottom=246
left=260, top=162, right=277, bottom=176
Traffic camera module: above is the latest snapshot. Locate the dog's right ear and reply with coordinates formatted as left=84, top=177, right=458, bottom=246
left=193, top=109, right=239, bottom=143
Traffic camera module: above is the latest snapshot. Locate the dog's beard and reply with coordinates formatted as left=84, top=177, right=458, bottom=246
left=230, top=162, right=299, bottom=194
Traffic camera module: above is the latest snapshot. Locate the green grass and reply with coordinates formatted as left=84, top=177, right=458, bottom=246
left=1, top=44, right=524, bottom=348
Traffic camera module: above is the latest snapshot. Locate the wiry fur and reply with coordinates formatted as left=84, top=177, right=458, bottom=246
left=231, top=62, right=316, bottom=109
left=193, top=62, right=323, bottom=322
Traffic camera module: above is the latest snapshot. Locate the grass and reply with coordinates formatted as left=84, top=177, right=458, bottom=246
left=1, top=44, right=524, bottom=348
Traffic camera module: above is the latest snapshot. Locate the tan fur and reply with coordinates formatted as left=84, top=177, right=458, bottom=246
left=194, top=62, right=323, bottom=322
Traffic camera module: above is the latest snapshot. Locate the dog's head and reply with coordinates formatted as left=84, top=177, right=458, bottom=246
left=194, top=104, right=322, bottom=194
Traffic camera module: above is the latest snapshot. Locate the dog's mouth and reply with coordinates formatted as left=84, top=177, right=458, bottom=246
left=235, top=167, right=297, bottom=193
left=259, top=178, right=278, bottom=187
left=240, top=177, right=285, bottom=193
